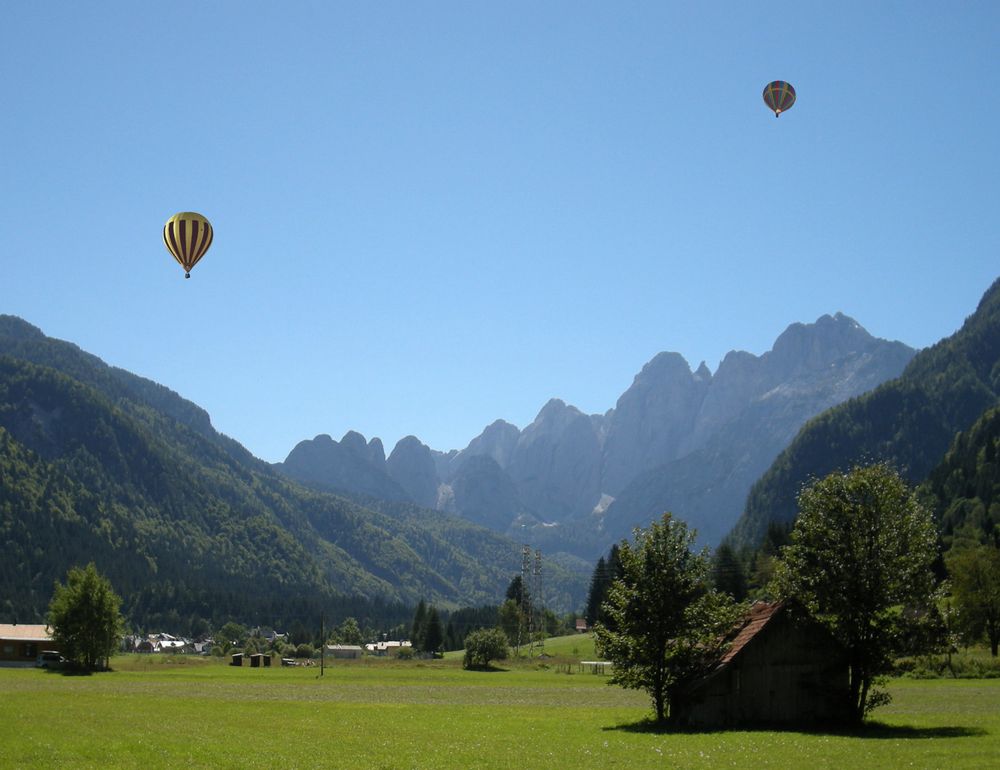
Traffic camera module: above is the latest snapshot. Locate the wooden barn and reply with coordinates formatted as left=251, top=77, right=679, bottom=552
left=671, top=601, right=852, bottom=727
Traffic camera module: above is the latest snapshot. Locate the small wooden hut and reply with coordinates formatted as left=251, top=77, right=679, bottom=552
left=671, top=601, right=851, bottom=727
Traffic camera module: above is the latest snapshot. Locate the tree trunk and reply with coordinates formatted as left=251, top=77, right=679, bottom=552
left=652, top=665, right=667, bottom=723
left=856, top=677, right=870, bottom=723
left=849, top=664, right=866, bottom=724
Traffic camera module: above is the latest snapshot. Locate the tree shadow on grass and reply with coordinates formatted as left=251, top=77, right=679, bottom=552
left=39, top=667, right=92, bottom=677
left=605, top=719, right=986, bottom=740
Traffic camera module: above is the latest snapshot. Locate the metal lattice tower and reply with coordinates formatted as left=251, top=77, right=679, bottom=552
left=533, top=549, right=543, bottom=651
left=521, top=545, right=532, bottom=652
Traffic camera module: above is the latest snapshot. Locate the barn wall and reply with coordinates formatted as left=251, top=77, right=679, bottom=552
left=677, top=611, right=850, bottom=727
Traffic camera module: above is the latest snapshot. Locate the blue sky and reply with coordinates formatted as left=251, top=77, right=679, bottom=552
left=3, top=2, right=997, bottom=462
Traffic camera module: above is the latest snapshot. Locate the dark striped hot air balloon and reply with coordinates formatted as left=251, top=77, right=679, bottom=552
left=763, top=81, right=795, bottom=118
left=163, top=212, right=213, bottom=278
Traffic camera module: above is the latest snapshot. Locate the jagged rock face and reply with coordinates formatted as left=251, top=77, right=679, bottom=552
left=601, top=353, right=710, bottom=495
left=386, top=436, right=439, bottom=509
left=507, top=399, right=603, bottom=521
left=278, top=312, right=915, bottom=553
left=597, top=314, right=916, bottom=546
left=279, top=432, right=409, bottom=502
left=446, top=454, right=521, bottom=531
left=449, top=419, right=521, bottom=478
left=430, top=448, right=458, bottom=482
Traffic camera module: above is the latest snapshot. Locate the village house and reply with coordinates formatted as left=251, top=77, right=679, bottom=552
left=325, top=644, right=364, bottom=659
left=0, top=623, right=53, bottom=666
left=364, top=640, right=412, bottom=657
left=671, top=601, right=852, bottom=727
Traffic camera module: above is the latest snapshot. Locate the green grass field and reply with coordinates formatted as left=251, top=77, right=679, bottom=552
left=2, top=638, right=999, bottom=768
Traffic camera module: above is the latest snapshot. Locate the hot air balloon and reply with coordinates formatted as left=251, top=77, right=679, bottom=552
left=163, top=212, right=213, bottom=278
left=763, top=81, right=795, bottom=118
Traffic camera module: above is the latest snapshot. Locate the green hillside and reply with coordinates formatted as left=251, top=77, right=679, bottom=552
left=730, top=276, right=1000, bottom=548
left=0, top=317, right=585, bottom=629
left=920, top=404, right=1000, bottom=547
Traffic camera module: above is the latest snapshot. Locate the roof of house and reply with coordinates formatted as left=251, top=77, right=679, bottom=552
left=364, top=640, right=412, bottom=652
left=0, top=624, right=52, bottom=642
left=717, top=600, right=786, bottom=667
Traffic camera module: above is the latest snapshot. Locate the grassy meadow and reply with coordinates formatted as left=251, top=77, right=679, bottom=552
left=2, top=636, right=999, bottom=768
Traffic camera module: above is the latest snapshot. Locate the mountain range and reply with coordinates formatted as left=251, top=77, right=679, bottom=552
left=4, top=276, right=998, bottom=631
left=0, top=316, right=584, bottom=627
left=279, top=312, right=916, bottom=556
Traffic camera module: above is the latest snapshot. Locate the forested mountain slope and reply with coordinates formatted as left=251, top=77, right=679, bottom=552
left=920, top=404, right=1000, bottom=548
left=0, top=317, right=584, bottom=628
left=730, top=276, right=1000, bottom=548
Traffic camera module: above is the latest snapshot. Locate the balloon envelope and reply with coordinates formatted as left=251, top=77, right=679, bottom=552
left=763, top=81, right=795, bottom=117
left=163, top=212, right=213, bottom=278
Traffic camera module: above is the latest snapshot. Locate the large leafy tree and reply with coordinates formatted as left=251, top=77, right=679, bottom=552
left=462, top=627, right=509, bottom=670
left=47, top=562, right=124, bottom=670
left=774, top=463, right=938, bottom=722
left=947, top=544, right=1000, bottom=656
left=595, top=513, right=741, bottom=724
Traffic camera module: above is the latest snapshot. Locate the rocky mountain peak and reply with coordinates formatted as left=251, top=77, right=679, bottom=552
left=451, top=419, right=521, bottom=478
left=524, top=398, right=588, bottom=438
left=386, top=435, right=439, bottom=509
left=767, top=313, right=876, bottom=377
left=340, top=430, right=369, bottom=456
left=633, top=351, right=694, bottom=388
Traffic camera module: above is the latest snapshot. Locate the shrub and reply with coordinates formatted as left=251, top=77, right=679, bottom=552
left=463, top=628, right=509, bottom=670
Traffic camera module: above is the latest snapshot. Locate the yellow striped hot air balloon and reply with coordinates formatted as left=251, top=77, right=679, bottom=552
left=163, top=212, right=213, bottom=278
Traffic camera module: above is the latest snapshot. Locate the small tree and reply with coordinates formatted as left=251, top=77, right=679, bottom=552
left=585, top=545, right=623, bottom=627
left=711, top=542, right=748, bottom=601
left=498, top=599, right=522, bottom=649
left=422, top=607, right=444, bottom=655
left=337, top=617, right=364, bottom=647
left=411, top=599, right=428, bottom=651
left=47, top=563, right=124, bottom=671
left=595, top=513, right=742, bottom=724
left=215, top=621, right=248, bottom=653
left=462, top=628, right=509, bottom=670
left=774, top=463, right=938, bottom=722
left=947, top=544, right=1000, bottom=656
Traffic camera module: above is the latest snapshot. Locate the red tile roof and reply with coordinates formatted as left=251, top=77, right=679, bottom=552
left=717, top=600, right=785, bottom=667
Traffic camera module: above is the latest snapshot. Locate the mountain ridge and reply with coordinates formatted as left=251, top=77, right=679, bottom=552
left=729, top=276, right=1000, bottom=549
left=279, top=311, right=915, bottom=554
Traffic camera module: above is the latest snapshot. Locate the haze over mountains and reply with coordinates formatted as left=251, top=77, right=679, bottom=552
left=0, top=316, right=584, bottom=626
left=279, top=313, right=916, bottom=556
